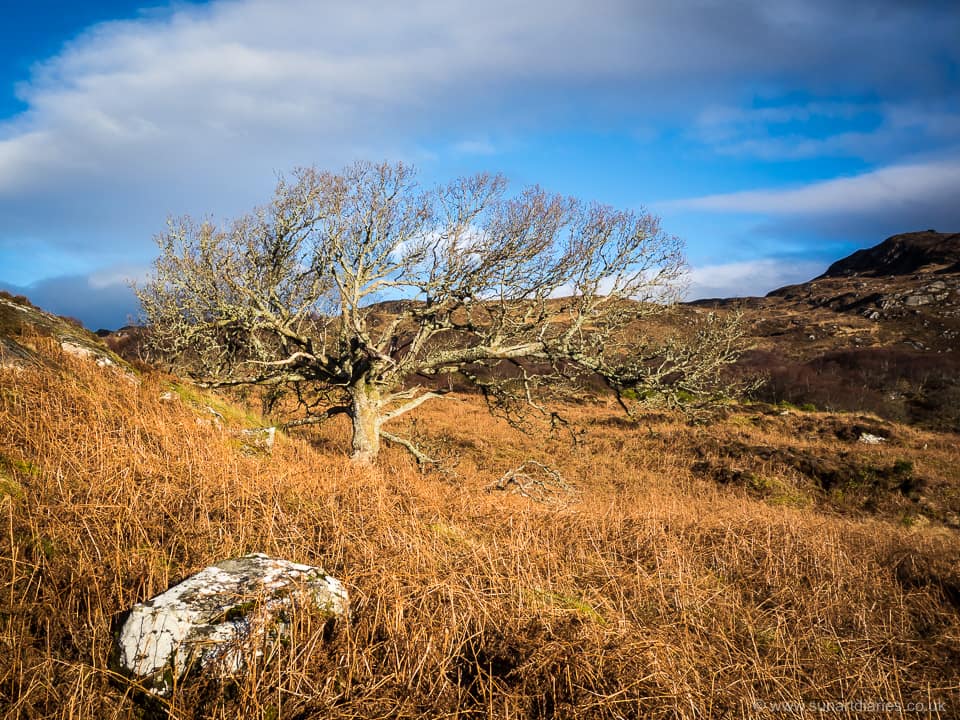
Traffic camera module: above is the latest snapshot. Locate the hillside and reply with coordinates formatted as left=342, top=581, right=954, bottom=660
left=2, top=275, right=960, bottom=717
left=765, top=230, right=960, bottom=347
left=690, top=231, right=960, bottom=431
left=0, top=291, right=135, bottom=379
left=818, top=230, right=960, bottom=278
left=102, top=232, right=960, bottom=432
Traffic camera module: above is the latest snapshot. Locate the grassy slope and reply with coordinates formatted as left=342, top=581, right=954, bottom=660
left=0, top=293, right=131, bottom=374
left=1, top=338, right=959, bottom=719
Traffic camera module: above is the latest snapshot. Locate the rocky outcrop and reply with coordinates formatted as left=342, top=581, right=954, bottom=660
left=60, top=338, right=118, bottom=367
left=115, top=553, right=349, bottom=696
left=818, top=230, right=960, bottom=278
left=0, top=294, right=133, bottom=374
left=758, top=233, right=960, bottom=358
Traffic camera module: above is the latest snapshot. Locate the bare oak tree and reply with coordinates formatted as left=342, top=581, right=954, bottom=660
left=138, top=161, right=743, bottom=463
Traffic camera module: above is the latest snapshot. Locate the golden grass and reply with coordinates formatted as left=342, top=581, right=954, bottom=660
left=1, top=339, right=958, bottom=718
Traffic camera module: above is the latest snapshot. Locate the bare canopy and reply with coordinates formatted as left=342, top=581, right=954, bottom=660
left=138, top=161, right=740, bottom=462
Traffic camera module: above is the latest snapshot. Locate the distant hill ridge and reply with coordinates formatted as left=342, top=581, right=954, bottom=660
left=3, top=230, right=960, bottom=431
left=817, top=230, right=960, bottom=279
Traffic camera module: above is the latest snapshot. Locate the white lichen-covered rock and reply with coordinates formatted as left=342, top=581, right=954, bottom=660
left=60, top=338, right=116, bottom=366
left=240, top=426, right=277, bottom=453
left=116, top=553, right=348, bottom=695
left=59, top=336, right=140, bottom=383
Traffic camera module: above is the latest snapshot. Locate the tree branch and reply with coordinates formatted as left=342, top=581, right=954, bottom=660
left=379, top=430, right=438, bottom=466
left=279, top=405, right=351, bottom=429
left=379, top=390, right=448, bottom=423
left=243, top=351, right=316, bottom=368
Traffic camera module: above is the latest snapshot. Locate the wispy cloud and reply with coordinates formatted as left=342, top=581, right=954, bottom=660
left=674, top=158, right=960, bottom=216
left=692, top=100, right=960, bottom=161
left=453, top=138, right=498, bottom=156
left=687, top=258, right=826, bottom=299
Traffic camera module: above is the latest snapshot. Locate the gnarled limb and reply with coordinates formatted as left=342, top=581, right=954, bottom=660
left=379, top=390, right=448, bottom=423
left=279, top=405, right=350, bottom=430
left=379, top=429, right=439, bottom=467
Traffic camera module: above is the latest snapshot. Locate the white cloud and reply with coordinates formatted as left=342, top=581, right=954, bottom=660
left=695, top=101, right=868, bottom=142
left=692, top=100, right=960, bottom=161
left=674, top=158, right=960, bottom=216
left=3, top=0, right=956, bottom=211
left=0, top=0, right=658, bottom=274
left=1, top=0, right=958, bottom=303
left=686, top=258, right=825, bottom=299
left=88, top=264, right=150, bottom=289
left=885, top=104, right=960, bottom=138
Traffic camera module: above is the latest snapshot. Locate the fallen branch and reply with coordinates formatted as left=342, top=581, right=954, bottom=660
left=487, top=461, right=578, bottom=504
left=379, top=429, right=440, bottom=467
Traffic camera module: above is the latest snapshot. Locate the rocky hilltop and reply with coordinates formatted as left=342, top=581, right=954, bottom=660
left=818, top=230, right=960, bottom=278
left=761, top=230, right=960, bottom=350
left=697, top=231, right=960, bottom=430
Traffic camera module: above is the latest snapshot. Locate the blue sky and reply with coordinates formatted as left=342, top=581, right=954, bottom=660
left=1, top=0, right=958, bottom=329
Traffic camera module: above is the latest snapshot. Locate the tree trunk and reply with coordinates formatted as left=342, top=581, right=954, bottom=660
left=349, top=384, right=381, bottom=463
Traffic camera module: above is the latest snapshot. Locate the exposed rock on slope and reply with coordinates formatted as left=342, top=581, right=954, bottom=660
left=764, top=231, right=960, bottom=350
left=0, top=292, right=132, bottom=373
left=818, top=230, right=960, bottom=278
left=691, top=231, right=960, bottom=430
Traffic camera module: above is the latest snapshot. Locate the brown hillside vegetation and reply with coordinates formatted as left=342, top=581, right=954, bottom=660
left=691, top=231, right=960, bottom=431
left=1, top=335, right=959, bottom=718
left=106, top=231, right=960, bottom=432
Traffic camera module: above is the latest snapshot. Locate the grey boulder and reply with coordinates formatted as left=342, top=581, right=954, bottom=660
left=116, top=553, right=348, bottom=695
